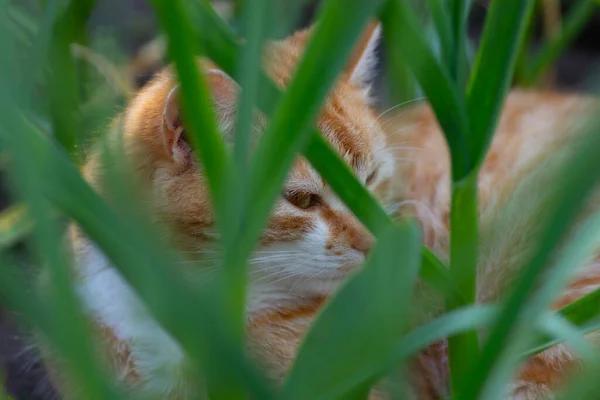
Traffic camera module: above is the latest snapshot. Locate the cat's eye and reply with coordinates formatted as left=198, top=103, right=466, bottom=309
left=285, top=192, right=321, bottom=210
left=366, top=169, right=378, bottom=185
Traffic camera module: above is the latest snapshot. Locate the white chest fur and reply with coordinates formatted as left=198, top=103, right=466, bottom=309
left=73, top=239, right=189, bottom=397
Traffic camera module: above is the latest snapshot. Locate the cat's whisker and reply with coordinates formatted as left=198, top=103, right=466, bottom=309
left=252, top=254, right=344, bottom=263
left=386, top=145, right=426, bottom=152
left=386, top=122, right=425, bottom=138
left=373, top=97, right=426, bottom=125
left=290, top=269, right=331, bottom=291
left=252, top=258, right=338, bottom=273
left=265, top=271, right=307, bottom=286
left=380, top=110, right=418, bottom=129
left=390, top=156, right=411, bottom=163
left=251, top=269, right=304, bottom=285
left=180, top=253, right=348, bottom=269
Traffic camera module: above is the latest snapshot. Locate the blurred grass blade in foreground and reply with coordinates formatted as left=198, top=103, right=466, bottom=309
left=0, top=204, right=33, bottom=250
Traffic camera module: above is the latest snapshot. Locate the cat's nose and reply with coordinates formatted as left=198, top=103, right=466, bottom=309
left=351, top=231, right=374, bottom=255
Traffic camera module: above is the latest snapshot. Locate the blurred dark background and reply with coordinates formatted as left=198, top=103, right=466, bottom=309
left=2, top=0, right=600, bottom=398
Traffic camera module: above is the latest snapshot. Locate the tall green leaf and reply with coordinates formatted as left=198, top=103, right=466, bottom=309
left=0, top=204, right=33, bottom=249
left=150, top=0, right=247, bottom=356
left=448, top=0, right=471, bottom=86
left=0, top=5, right=121, bottom=397
left=381, top=0, right=471, bottom=181
left=556, top=358, right=600, bottom=399
left=47, top=0, right=97, bottom=154
left=537, top=312, right=596, bottom=364
left=20, top=0, right=61, bottom=101
left=447, top=172, right=480, bottom=391
left=150, top=0, right=235, bottom=245
left=466, top=0, right=536, bottom=169
left=0, top=258, right=125, bottom=400
left=522, top=0, right=598, bottom=86
left=425, top=0, right=453, bottom=68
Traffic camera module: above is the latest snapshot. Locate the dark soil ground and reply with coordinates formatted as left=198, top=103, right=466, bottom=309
left=2, top=1, right=600, bottom=399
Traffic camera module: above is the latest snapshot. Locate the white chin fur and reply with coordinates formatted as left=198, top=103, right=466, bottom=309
left=246, top=219, right=363, bottom=314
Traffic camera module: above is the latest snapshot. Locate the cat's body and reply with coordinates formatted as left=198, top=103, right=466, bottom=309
left=387, top=89, right=599, bottom=399
left=41, top=23, right=600, bottom=400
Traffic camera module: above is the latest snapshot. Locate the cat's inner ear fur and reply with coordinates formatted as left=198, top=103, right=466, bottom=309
left=161, top=69, right=238, bottom=164
left=346, top=21, right=381, bottom=89
left=162, top=84, right=189, bottom=164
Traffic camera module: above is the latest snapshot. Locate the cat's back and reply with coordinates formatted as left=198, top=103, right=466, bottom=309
left=386, top=90, right=595, bottom=257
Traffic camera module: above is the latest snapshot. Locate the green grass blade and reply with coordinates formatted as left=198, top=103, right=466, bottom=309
left=1, top=98, right=121, bottom=400
left=421, top=247, right=465, bottom=305
left=7, top=5, right=38, bottom=47
left=559, top=287, right=600, bottom=328
left=0, top=204, right=33, bottom=249
left=522, top=0, right=598, bottom=86
left=47, top=0, right=97, bottom=154
left=19, top=0, right=61, bottom=102
left=425, top=0, right=453, bottom=67
left=512, top=1, right=537, bottom=86
left=150, top=0, right=246, bottom=351
left=0, top=258, right=126, bottom=400
left=555, top=359, right=600, bottom=400
left=537, top=312, right=596, bottom=363
left=381, top=0, right=471, bottom=181
left=444, top=2, right=538, bottom=382
left=523, top=318, right=600, bottom=360
left=298, top=304, right=500, bottom=399
left=150, top=0, right=235, bottom=243
left=387, top=305, right=496, bottom=368
left=232, top=0, right=271, bottom=173
left=281, top=221, right=421, bottom=400
left=228, top=0, right=274, bottom=355
left=187, top=1, right=281, bottom=115
left=459, top=115, right=600, bottom=400
left=524, top=230, right=600, bottom=357
left=448, top=0, right=471, bottom=86
left=381, top=2, right=479, bottom=390
left=466, top=0, right=535, bottom=168
left=226, top=2, right=275, bottom=319
left=188, top=0, right=242, bottom=74
left=268, top=0, right=317, bottom=37
left=447, top=172, right=480, bottom=392
left=0, top=6, right=122, bottom=396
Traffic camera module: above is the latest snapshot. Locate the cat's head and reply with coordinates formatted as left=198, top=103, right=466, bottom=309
left=117, top=23, right=395, bottom=310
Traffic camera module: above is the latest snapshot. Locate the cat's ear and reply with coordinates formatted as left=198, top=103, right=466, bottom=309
left=345, top=21, right=381, bottom=88
left=162, top=70, right=237, bottom=164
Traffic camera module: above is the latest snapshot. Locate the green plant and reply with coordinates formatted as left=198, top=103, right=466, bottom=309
left=1, top=0, right=600, bottom=399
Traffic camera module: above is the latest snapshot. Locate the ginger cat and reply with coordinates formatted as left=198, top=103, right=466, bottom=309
left=41, top=23, right=600, bottom=400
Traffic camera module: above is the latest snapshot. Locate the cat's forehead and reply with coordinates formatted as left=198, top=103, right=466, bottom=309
left=264, top=26, right=385, bottom=189
left=318, top=88, right=380, bottom=167
left=286, top=90, right=382, bottom=191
